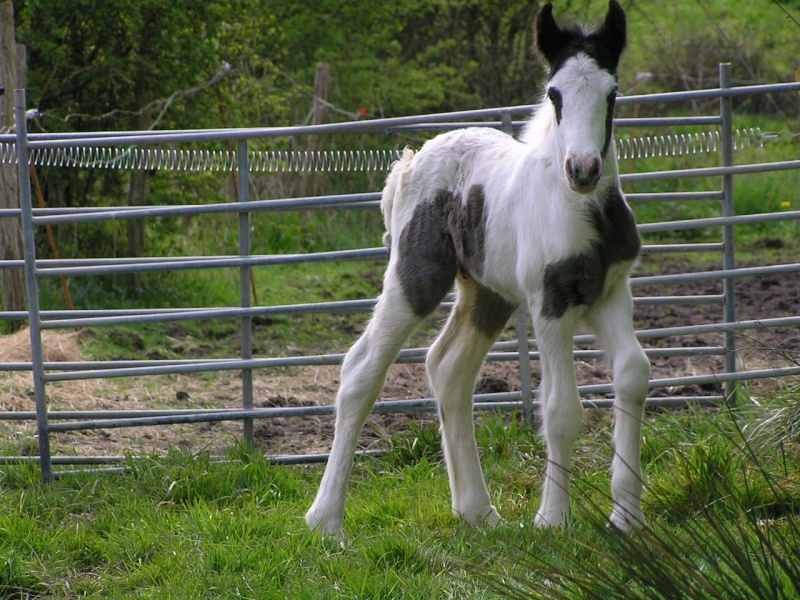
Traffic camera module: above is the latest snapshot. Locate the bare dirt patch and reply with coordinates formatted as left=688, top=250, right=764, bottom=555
left=2, top=249, right=798, bottom=462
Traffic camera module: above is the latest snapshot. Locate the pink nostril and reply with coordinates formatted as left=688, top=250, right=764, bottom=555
left=565, top=155, right=602, bottom=191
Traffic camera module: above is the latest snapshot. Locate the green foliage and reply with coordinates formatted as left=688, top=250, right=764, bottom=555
left=10, top=0, right=799, bottom=310
left=16, top=0, right=288, bottom=130
left=268, top=0, right=545, bottom=117
left=387, top=420, right=443, bottom=467
left=623, top=2, right=800, bottom=111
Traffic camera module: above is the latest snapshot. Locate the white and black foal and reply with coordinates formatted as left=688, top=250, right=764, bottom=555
left=307, top=0, right=650, bottom=536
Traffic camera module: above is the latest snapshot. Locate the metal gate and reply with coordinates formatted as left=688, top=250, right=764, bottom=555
left=1, top=64, right=799, bottom=480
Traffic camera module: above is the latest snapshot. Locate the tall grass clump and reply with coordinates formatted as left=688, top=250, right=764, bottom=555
left=473, top=403, right=800, bottom=599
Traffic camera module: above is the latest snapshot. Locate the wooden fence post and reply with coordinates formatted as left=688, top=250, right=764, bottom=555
left=0, top=2, right=27, bottom=331
left=301, top=62, right=331, bottom=198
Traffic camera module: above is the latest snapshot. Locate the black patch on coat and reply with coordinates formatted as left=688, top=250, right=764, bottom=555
left=397, top=185, right=497, bottom=318
left=603, top=90, right=616, bottom=157
left=447, top=185, right=488, bottom=278
left=541, top=187, right=640, bottom=319
left=547, top=88, right=563, bottom=124
left=472, top=283, right=517, bottom=338
left=397, top=191, right=459, bottom=317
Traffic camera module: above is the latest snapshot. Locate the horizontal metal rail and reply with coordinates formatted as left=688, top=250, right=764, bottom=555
left=616, top=81, right=800, bottom=105
left=31, top=316, right=798, bottom=383
left=28, top=192, right=382, bottom=226
left=0, top=450, right=383, bottom=469
left=0, top=191, right=726, bottom=220
left=32, top=248, right=387, bottom=279
left=500, top=315, right=800, bottom=347
left=0, top=80, right=796, bottom=151
left=621, top=160, right=800, bottom=183
left=26, top=279, right=756, bottom=331
left=3, top=212, right=794, bottom=282
left=28, top=365, right=800, bottom=433
left=19, top=184, right=798, bottom=230
left=631, top=263, right=800, bottom=287
left=627, top=191, right=723, bottom=203
left=640, top=243, right=724, bottom=254
left=0, top=346, right=725, bottom=379
left=0, top=293, right=723, bottom=326
left=0, top=242, right=727, bottom=275
left=0, top=259, right=784, bottom=333
left=0, top=244, right=726, bottom=272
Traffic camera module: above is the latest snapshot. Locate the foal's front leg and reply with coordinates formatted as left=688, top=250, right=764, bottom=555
left=533, top=309, right=583, bottom=527
left=588, top=286, right=650, bottom=531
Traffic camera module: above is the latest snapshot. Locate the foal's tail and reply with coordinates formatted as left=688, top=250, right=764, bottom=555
left=380, top=147, right=415, bottom=248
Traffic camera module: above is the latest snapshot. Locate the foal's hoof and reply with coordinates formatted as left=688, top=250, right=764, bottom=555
left=457, top=505, right=502, bottom=528
left=305, top=507, right=344, bottom=540
left=534, top=510, right=567, bottom=528
left=608, top=507, right=646, bottom=533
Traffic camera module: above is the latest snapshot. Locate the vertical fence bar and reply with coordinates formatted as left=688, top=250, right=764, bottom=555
left=515, top=311, right=534, bottom=424
left=719, top=63, right=737, bottom=401
left=501, top=111, right=535, bottom=424
left=237, top=139, right=254, bottom=444
left=15, top=89, right=52, bottom=481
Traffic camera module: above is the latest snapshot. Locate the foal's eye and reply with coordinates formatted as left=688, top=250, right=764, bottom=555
left=547, top=88, right=563, bottom=124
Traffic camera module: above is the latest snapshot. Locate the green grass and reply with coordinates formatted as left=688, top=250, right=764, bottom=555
left=2, top=398, right=800, bottom=598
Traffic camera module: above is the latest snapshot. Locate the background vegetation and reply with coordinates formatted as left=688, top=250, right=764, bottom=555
left=8, top=0, right=800, bottom=315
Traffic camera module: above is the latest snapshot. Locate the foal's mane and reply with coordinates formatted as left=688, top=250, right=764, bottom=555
left=518, top=98, right=555, bottom=147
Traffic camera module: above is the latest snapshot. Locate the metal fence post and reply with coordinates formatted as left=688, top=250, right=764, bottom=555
left=719, top=63, right=737, bottom=402
left=237, top=139, right=254, bottom=444
left=15, top=89, right=52, bottom=481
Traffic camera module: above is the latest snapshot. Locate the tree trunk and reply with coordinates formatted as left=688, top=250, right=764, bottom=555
left=0, top=3, right=27, bottom=331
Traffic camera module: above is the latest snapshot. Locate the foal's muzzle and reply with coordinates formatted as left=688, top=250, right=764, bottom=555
left=566, top=154, right=602, bottom=194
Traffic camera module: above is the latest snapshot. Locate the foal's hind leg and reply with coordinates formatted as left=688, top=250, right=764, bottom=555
left=305, top=273, right=425, bottom=536
left=587, top=283, right=650, bottom=531
left=427, top=277, right=516, bottom=526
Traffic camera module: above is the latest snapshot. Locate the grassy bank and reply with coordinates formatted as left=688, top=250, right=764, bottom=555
left=2, top=396, right=799, bottom=598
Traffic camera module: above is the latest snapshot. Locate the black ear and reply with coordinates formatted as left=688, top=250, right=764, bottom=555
left=596, top=0, right=627, bottom=67
left=534, top=3, right=570, bottom=67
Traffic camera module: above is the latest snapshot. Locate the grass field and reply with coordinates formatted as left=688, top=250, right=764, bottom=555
left=2, top=395, right=800, bottom=598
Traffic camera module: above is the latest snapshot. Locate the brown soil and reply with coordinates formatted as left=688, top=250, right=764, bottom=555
left=1, top=247, right=798, bottom=461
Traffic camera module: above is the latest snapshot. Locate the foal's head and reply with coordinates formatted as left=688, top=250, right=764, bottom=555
left=535, top=1, right=626, bottom=194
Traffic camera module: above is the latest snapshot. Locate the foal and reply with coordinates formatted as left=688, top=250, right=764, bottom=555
left=306, top=0, right=650, bottom=536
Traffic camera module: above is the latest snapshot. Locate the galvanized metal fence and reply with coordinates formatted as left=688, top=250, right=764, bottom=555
left=2, top=64, right=800, bottom=480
